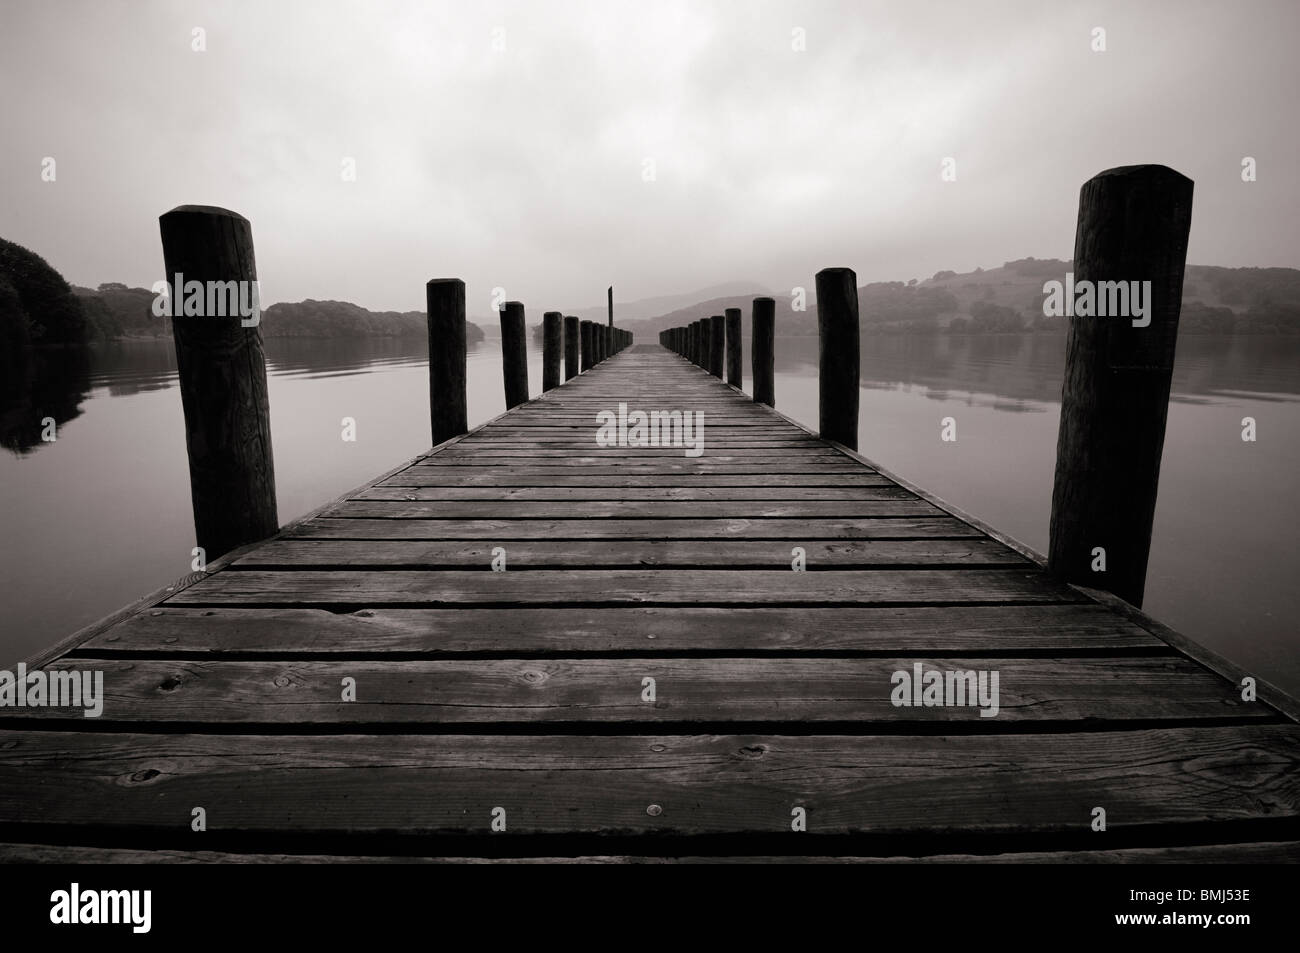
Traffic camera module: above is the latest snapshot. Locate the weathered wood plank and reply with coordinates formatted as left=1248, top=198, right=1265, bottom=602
left=473, top=418, right=796, bottom=427
left=8, top=656, right=1258, bottom=726
left=285, top=518, right=983, bottom=540
left=166, top=569, right=1078, bottom=606
left=0, top=727, right=1295, bottom=836
left=456, top=434, right=827, bottom=445
left=323, top=499, right=944, bottom=519
left=427, top=448, right=849, bottom=458
left=230, top=538, right=1029, bottom=569
left=416, top=458, right=868, bottom=470
left=81, top=604, right=1166, bottom=655
left=5, top=841, right=1298, bottom=863
left=387, top=470, right=886, bottom=485
left=360, top=485, right=906, bottom=501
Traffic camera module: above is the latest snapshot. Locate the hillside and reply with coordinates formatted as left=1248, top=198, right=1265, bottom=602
left=7, top=234, right=1298, bottom=351
left=70, top=285, right=486, bottom=343
left=624, top=260, right=1300, bottom=336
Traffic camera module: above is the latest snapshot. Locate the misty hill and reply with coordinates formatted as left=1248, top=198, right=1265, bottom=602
left=69, top=285, right=486, bottom=343
left=572, top=282, right=769, bottom=325
left=627, top=260, right=1300, bottom=336
left=258, top=300, right=485, bottom=341
left=528, top=282, right=769, bottom=346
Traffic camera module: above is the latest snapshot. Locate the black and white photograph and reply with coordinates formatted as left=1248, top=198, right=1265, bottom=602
left=0, top=0, right=1295, bottom=932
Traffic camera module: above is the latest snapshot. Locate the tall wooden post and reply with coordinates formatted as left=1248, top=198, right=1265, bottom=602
left=708, top=314, right=724, bottom=377
left=159, top=204, right=278, bottom=560
left=1048, top=164, right=1194, bottom=608
left=542, top=311, right=562, bottom=391
left=752, top=296, right=775, bottom=407
left=816, top=267, right=859, bottom=450
left=581, top=320, right=594, bottom=371
left=564, top=315, right=579, bottom=380
left=426, top=278, right=468, bottom=447
left=499, top=301, right=528, bottom=409
left=725, top=307, right=742, bottom=388
left=607, top=286, right=613, bottom=327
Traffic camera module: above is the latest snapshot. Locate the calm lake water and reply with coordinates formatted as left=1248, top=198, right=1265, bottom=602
left=2, top=333, right=1297, bottom=699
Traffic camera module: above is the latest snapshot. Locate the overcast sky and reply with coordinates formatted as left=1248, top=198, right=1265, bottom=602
left=2, top=0, right=1296, bottom=315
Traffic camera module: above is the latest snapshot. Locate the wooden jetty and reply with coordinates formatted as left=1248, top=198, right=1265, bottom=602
left=1, top=342, right=1298, bottom=862
left=1, top=165, right=1297, bottom=862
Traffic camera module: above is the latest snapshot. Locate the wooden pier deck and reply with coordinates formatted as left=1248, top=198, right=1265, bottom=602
left=2, top=344, right=1298, bottom=863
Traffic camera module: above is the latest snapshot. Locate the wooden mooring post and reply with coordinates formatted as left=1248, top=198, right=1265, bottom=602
left=751, top=296, right=775, bottom=407
left=708, top=315, right=724, bottom=377
left=500, top=301, right=529, bottom=408
left=158, top=204, right=278, bottom=561
left=580, top=320, right=594, bottom=371
left=816, top=267, right=860, bottom=450
left=1048, top=164, right=1194, bottom=608
left=543, top=311, right=562, bottom=391
left=564, top=315, right=579, bottom=380
left=426, top=278, right=469, bottom=447
left=725, top=307, right=742, bottom=387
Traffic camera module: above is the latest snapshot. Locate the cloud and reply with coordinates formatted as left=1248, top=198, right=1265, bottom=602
left=1, top=0, right=1296, bottom=315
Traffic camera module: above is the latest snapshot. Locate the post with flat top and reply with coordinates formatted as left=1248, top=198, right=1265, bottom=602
left=500, top=301, right=529, bottom=409
left=564, top=315, right=579, bottom=380
left=426, top=278, right=468, bottom=448
left=159, top=204, right=278, bottom=560
left=580, top=320, right=594, bottom=371
left=752, top=296, right=775, bottom=407
left=1048, top=164, right=1194, bottom=608
left=708, top=314, right=724, bottom=377
left=543, top=311, right=562, bottom=391
left=816, top=267, right=859, bottom=450
left=725, top=307, right=742, bottom=387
